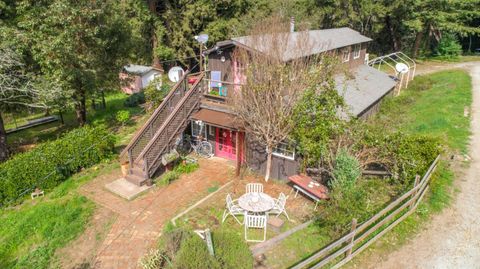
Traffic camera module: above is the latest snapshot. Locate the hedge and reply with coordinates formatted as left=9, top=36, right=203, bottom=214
left=0, top=125, right=115, bottom=206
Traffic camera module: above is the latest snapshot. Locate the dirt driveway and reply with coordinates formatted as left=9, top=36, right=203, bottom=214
left=373, top=62, right=480, bottom=268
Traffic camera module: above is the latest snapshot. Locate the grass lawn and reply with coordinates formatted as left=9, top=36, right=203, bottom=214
left=0, top=161, right=119, bottom=269
left=6, top=91, right=146, bottom=154
left=369, top=69, right=472, bottom=153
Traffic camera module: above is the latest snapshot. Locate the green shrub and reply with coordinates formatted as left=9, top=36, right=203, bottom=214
left=124, top=92, right=145, bottom=107
left=157, top=171, right=180, bottom=186
left=212, top=229, right=253, bottom=269
left=115, top=110, right=131, bottom=125
left=156, top=162, right=199, bottom=186
left=436, top=33, right=462, bottom=59
left=331, top=149, right=361, bottom=192
left=144, top=77, right=169, bottom=110
left=319, top=179, right=393, bottom=236
left=174, top=234, right=219, bottom=269
left=174, top=162, right=199, bottom=174
left=0, top=126, right=115, bottom=206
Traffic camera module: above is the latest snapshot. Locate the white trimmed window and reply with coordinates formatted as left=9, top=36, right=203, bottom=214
left=272, top=141, right=295, bottom=160
left=342, top=48, right=350, bottom=62
left=353, top=44, right=361, bottom=59
left=191, top=120, right=207, bottom=138
left=209, top=125, right=215, bottom=136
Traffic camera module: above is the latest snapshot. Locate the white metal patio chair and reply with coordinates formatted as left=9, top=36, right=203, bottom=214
left=246, top=183, right=264, bottom=193
left=222, top=194, right=244, bottom=225
left=269, top=192, right=290, bottom=220
left=244, top=213, right=267, bottom=242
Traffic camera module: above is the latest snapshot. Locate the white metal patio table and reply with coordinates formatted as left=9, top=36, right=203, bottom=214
left=238, top=192, right=275, bottom=213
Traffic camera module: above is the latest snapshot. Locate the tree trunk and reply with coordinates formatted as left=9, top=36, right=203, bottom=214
left=412, top=31, right=424, bottom=58
left=101, top=90, right=106, bottom=109
left=0, top=112, right=8, bottom=162
left=75, top=89, right=87, bottom=126
left=265, top=148, right=272, bottom=182
left=386, top=16, right=401, bottom=51
left=59, top=110, right=64, bottom=125
left=148, top=0, right=162, bottom=70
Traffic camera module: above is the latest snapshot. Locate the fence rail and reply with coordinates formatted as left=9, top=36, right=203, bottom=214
left=291, top=155, right=440, bottom=269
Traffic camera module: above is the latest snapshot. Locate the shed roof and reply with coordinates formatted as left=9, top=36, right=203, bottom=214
left=335, top=65, right=397, bottom=117
left=123, top=64, right=160, bottom=75
left=208, top=28, right=372, bottom=61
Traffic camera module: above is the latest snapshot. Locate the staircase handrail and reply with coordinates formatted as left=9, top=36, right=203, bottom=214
left=120, top=69, right=192, bottom=160
left=136, top=73, right=205, bottom=170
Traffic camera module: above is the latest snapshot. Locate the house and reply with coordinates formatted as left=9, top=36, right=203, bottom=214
left=120, top=27, right=397, bottom=186
left=119, top=64, right=163, bottom=94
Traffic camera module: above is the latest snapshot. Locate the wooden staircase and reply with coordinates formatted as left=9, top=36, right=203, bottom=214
left=120, top=72, right=206, bottom=185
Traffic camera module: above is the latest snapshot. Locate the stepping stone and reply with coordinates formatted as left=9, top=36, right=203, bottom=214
left=268, top=217, right=284, bottom=233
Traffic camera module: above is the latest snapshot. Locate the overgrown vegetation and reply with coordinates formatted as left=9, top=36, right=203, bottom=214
left=124, top=92, right=146, bottom=107
left=156, top=161, right=199, bottom=186
left=265, top=69, right=472, bottom=268
left=141, top=227, right=252, bottom=269
left=435, top=33, right=463, bottom=60
left=144, top=77, right=170, bottom=112
left=0, top=125, right=115, bottom=206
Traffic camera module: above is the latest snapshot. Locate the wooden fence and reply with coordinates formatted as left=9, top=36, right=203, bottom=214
left=291, top=155, right=440, bottom=269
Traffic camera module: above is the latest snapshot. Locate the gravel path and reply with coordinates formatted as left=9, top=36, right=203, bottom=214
left=375, top=62, right=480, bottom=269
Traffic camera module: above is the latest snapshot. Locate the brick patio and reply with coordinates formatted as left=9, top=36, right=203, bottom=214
left=80, top=157, right=234, bottom=269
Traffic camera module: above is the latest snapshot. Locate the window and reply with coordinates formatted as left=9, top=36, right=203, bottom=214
left=272, top=141, right=295, bottom=160
left=209, top=125, right=215, bottom=136
left=191, top=120, right=207, bottom=138
left=353, top=44, right=361, bottom=59
left=342, top=48, right=350, bottom=62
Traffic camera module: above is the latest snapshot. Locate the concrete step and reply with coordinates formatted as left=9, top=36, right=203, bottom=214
left=125, top=173, right=148, bottom=186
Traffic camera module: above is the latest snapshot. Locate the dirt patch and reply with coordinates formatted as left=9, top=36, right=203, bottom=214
left=54, top=206, right=117, bottom=269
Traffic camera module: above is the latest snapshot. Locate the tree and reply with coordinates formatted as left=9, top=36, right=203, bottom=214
left=15, top=0, right=133, bottom=125
left=0, top=47, right=63, bottom=161
left=229, top=17, right=338, bottom=181
left=292, top=56, right=345, bottom=170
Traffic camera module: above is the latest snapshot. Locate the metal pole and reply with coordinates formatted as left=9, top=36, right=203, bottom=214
left=199, top=44, right=203, bottom=72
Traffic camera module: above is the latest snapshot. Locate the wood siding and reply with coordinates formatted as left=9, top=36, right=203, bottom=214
left=245, top=135, right=300, bottom=180
left=207, top=47, right=235, bottom=93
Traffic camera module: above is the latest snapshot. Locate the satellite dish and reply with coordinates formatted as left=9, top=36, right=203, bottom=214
left=168, top=66, right=184, bottom=83
left=395, top=63, right=409, bottom=74
left=194, top=34, right=209, bottom=44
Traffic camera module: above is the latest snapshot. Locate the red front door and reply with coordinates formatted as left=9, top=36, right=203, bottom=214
left=216, top=128, right=237, bottom=160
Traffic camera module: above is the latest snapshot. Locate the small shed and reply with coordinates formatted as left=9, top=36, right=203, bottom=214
left=119, top=64, right=162, bottom=94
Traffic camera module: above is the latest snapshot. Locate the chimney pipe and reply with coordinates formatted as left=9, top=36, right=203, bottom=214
left=290, top=17, right=295, bottom=32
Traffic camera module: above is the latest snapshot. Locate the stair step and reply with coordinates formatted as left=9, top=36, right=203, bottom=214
left=125, top=173, right=148, bottom=186
left=130, top=166, right=145, bottom=177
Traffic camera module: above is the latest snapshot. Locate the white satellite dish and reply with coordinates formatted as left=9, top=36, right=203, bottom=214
left=168, top=66, right=184, bottom=83
left=395, top=63, right=409, bottom=74
left=194, top=34, right=209, bottom=44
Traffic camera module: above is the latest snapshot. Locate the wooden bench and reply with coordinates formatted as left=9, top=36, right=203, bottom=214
left=31, top=188, right=44, bottom=199
left=289, top=175, right=329, bottom=210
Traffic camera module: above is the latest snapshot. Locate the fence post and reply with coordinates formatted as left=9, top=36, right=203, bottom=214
left=410, top=175, right=421, bottom=209
left=346, top=218, right=357, bottom=258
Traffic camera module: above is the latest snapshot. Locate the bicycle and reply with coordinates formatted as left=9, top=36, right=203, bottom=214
left=175, top=135, right=213, bottom=158
left=191, top=136, right=214, bottom=158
